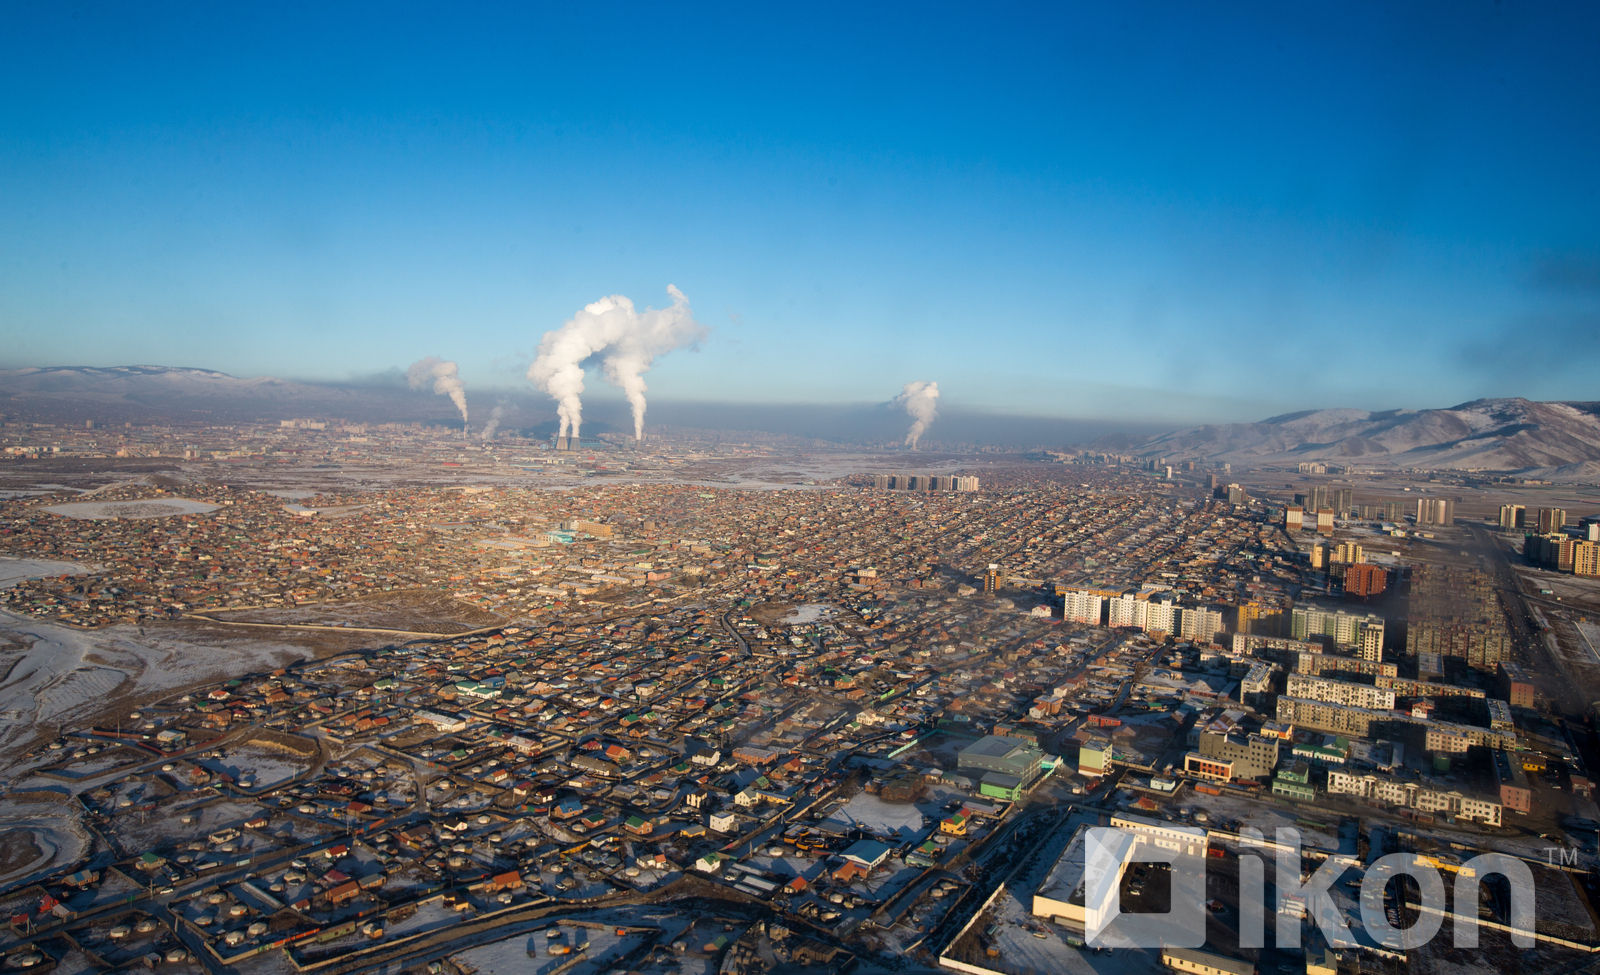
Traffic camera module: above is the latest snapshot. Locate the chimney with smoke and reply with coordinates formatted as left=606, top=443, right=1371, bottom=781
left=527, top=285, right=707, bottom=442
left=407, top=356, right=470, bottom=430
left=893, top=380, right=941, bottom=448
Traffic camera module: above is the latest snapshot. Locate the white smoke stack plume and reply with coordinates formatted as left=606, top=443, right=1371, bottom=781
left=893, top=380, right=940, bottom=448
left=407, top=356, right=469, bottom=426
left=527, top=285, right=707, bottom=441
left=480, top=404, right=507, bottom=441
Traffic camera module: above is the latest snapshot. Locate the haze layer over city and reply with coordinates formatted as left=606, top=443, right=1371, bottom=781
left=3, top=5, right=1600, bottom=975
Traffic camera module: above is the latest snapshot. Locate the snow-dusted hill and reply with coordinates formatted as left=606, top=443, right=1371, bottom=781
left=1134, top=398, right=1600, bottom=479
left=0, top=365, right=454, bottom=424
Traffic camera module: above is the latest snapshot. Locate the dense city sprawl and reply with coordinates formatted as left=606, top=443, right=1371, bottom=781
left=1, top=431, right=1600, bottom=975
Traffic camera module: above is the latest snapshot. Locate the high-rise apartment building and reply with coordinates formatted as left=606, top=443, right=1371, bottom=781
left=1344, top=563, right=1388, bottom=599
left=1302, top=485, right=1352, bottom=516
left=1526, top=534, right=1577, bottom=572
left=1498, top=504, right=1525, bottom=530
left=1236, top=601, right=1282, bottom=636
left=1537, top=507, right=1567, bottom=534
left=1575, top=541, right=1600, bottom=578
left=877, top=473, right=979, bottom=492
left=1331, top=542, right=1364, bottom=564
left=1143, top=598, right=1177, bottom=635
left=1415, top=498, right=1455, bottom=526
left=1179, top=606, right=1225, bottom=644
left=1291, top=606, right=1385, bottom=658
left=1062, top=589, right=1107, bottom=625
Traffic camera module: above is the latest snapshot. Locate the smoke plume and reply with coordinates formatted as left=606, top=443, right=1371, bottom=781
left=527, top=285, right=707, bottom=441
left=407, top=356, right=469, bottom=426
left=893, top=380, right=941, bottom=448
left=480, top=404, right=507, bottom=441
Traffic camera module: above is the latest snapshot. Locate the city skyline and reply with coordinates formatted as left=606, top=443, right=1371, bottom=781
left=4, top=3, right=1599, bottom=422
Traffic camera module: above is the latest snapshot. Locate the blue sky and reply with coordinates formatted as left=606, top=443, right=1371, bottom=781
left=2, top=2, right=1597, bottom=422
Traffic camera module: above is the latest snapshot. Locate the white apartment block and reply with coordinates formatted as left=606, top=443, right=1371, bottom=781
left=1144, top=599, right=1177, bottom=635
left=1284, top=673, right=1396, bottom=711
left=1062, top=589, right=1106, bottom=625
left=1179, top=606, right=1225, bottom=644
left=1108, top=594, right=1145, bottom=629
left=1240, top=662, right=1275, bottom=700
left=1326, top=770, right=1502, bottom=826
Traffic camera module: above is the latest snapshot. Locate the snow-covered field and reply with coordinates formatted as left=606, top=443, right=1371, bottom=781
left=283, top=502, right=369, bottom=519
left=1575, top=621, right=1600, bottom=669
left=202, top=745, right=309, bottom=790
left=0, top=791, right=93, bottom=891
left=42, top=498, right=219, bottom=519
left=0, top=608, right=313, bottom=768
left=0, top=556, right=97, bottom=588
left=783, top=603, right=839, bottom=624
left=821, top=790, right=932, bottom=842
left=451, top=922, right=641, bottom=974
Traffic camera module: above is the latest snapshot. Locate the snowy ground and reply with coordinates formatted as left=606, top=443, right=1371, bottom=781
left=822, top=790, right=936, bottom=842
left=283, top=503, right=369, bottom=519
left=1176, top=792, right=1343, bottom=852
left=378, top=898, right=463, bottom=940
left=41, top=498, right=220, bottom=519
left=0, top=608, right=313, bottom=769
left=201, top=745, right=310, bottom=791
left=967, top=878, right=1168, bottom=975
left=1575, top=621, right=1600, bottom=670
left=0, top=791, right=92, bottom=891
left=451, top=921, right=641, bottom=974
left=0, top=556, right=97, bottom=588
left=784, top=603, right=839, bottom=624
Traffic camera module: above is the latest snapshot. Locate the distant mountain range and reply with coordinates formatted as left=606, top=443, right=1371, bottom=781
left=3, top=368, right=1598, bottom=477
left=1132, top=398, right=1600, bottom=480
left=0, top=365, right=481, bottom=427
left=0, top=365, right=1165, bottom=447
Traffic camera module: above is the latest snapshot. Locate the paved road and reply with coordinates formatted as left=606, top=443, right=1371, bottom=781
left=1466, top=524, right=1594, bottom=714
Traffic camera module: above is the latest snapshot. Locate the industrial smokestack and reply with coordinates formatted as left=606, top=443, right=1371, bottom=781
left=407, top=356, right=470, bottom=428
left=892, top=380, right=941, bottom=449
left=527, top=285, right=707, bottom=442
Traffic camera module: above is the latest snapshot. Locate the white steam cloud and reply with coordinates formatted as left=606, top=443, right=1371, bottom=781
left=527, top=285, right=706, bottom=441
left=893, top=380, right=941, bottom=448
left=480, top=404, right=507, bottom=441
left=407, top=356, right=469, bottom=426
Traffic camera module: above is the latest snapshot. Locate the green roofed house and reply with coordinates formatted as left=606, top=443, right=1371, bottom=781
left=454, top=680, right=502, bottom=700
left=906, top=839, right=941, bottom=868
left=1272, top=761, right=1315, bottom=801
